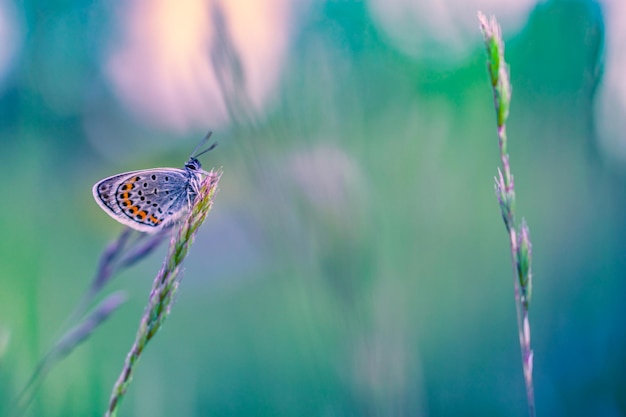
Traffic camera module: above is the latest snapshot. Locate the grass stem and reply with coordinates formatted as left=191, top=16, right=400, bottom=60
left=478, top=12, right=535, bottom=417
left=104, top=170, right=222, bottom=417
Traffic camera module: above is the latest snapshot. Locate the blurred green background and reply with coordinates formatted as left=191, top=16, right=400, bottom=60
left=1, top=1, right=625, bottom=416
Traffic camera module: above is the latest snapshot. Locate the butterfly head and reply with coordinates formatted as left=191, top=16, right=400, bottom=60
left=187, top=131, right=217, bottom=172
left=185, top=157, right=201, bottom=171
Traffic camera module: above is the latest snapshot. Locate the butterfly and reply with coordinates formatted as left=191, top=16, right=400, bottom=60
left=92, top=133, right=217, bottom=233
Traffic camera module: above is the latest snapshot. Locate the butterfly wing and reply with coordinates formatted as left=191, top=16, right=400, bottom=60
left=93, top=168, right=190, bottom=233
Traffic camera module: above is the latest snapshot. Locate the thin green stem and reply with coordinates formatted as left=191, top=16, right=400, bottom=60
left=479, top=11, right=535, bottom=417
left=104, top=170, right=222, bottom=417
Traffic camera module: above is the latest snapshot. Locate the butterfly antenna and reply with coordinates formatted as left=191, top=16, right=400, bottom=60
left=194, top=141, right=218, bottom=158
left=191, top=131, right=213, bottom=157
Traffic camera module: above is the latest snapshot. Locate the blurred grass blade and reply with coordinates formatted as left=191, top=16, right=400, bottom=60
left=10, top=292, right=127, bottom=417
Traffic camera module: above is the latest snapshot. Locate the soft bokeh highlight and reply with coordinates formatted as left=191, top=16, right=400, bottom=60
left=105, top=0, right=293, bottom=132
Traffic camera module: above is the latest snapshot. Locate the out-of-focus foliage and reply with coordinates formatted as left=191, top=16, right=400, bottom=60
left=0, top=1, right=624, bottom=416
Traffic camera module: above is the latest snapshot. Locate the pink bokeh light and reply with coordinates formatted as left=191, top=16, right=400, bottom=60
left=105, top=0, right=294, bottom=132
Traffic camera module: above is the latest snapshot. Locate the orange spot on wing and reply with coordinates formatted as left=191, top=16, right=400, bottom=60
left=118, top=178, right=145, bottom=220
left=148, top=215, right=161, bottom=225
